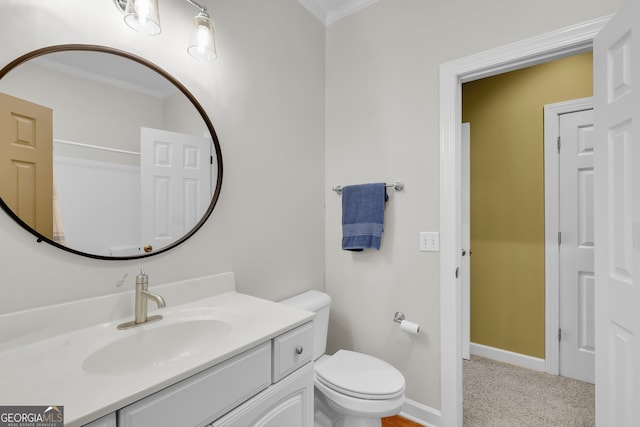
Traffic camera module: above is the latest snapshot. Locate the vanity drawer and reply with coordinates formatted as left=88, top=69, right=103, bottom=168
left=272, top=322, right=313, bottom=382
left=118, top=342, right=272, bottom=427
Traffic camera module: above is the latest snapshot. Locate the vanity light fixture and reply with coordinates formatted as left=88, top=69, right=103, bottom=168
left=113, top=0, right=217, bottom=61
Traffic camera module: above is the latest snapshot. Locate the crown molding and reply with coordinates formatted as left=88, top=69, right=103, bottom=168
left=297, top=0, right=379, bottom=26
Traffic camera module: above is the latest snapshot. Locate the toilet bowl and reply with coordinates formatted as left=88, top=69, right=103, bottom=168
left=280, top=291, right=406, bottom=427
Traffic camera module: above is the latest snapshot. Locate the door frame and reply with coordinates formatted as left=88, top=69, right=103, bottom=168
left=439, top=16, right=611, bottom=426
left=543, top=97, right=594, bottom=376
left=461, top=123, right=470, bottom=361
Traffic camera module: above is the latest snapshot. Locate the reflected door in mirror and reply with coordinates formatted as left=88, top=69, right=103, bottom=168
left=0, top=92, right=54, bottom=240
left=140, top=127, right=212, bottom=253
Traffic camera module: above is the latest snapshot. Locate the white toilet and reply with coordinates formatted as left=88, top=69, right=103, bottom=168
left=281, top=290, right=406, bottom=427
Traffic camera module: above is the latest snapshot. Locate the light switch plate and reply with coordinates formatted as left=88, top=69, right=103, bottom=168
left=419, top=232, right=439, bottom=252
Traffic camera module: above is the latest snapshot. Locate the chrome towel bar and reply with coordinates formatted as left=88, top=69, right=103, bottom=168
left=332, top=181, right=404, bottom=195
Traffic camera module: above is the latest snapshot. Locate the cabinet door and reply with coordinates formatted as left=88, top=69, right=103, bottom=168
left=212, top=362, right=314, bottom=427
left=82, top=413, right=116, bottom=427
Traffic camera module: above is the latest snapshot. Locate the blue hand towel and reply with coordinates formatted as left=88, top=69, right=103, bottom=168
left=341, top=183, right=388, bottom=251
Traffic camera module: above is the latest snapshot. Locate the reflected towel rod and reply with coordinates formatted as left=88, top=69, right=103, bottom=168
left=332, top=181, right=404, bottom=195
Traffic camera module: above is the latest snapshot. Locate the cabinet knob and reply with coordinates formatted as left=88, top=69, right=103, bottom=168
left=295, top=346, right=304, bottom=355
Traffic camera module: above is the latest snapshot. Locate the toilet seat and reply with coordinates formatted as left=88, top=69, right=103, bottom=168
left=315, top=350, right=405, bottom=400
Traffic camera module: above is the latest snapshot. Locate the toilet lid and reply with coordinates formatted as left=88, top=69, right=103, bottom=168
left=315, top=350, right=405, bottom=400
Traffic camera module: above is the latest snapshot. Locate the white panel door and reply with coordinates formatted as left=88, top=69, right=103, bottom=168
left=594, top=0, right=640, bottom=424
left=461, top=123, right=471, bottom=360
left=140, top=127, right=211, bottom=253
left=559, top=108, right=595, bottom=384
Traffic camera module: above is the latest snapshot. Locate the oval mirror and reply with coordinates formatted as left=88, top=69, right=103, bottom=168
left=0, top=45, right=223, bottom=259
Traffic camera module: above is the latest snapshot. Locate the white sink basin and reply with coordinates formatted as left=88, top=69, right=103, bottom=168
left=82, top=319, right=232, bottom=375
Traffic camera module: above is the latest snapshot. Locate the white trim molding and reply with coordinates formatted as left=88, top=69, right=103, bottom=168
left=439, top=15, right=610, bottom=427
left=296, top=0, right=380, bottom=25
left=401, top=398, right=441, bottom=427
left=296, top=0, right=328, bottom=24
left=470, top=343, right=546, bottom=372
left=326, top=0, right=379, bottom=25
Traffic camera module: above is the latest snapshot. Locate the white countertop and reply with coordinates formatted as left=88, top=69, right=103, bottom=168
left=0, top=273, right=314, bottom=426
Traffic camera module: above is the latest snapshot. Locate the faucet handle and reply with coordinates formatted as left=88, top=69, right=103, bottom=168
left=136, top=269, right=149, bottom=287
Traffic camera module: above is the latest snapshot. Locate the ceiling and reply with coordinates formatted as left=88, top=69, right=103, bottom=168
left=296, top=0, right=379, bottom=25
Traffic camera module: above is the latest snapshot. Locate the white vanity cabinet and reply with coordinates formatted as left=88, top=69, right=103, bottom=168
left=113, top=322, right=313, bottom=427
left=212, top=322, right=315, bottom=426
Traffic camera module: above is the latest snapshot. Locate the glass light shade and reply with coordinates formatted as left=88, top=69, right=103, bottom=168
left=123, top=0, right=161, bottom=36
left=188, top=13, right=217, bottom=61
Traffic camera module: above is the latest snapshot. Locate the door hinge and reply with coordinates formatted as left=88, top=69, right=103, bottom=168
left=210, top=155, right=214, bottom=165
left=558, top=328, right=562, bottom=342
left=557, top=136, right=561, bottom=153
left=558, top=231, right=562, bottom=246
left=455, top=267, right=460, bottom=279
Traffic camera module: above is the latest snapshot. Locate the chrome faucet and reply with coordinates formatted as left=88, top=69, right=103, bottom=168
left=118, top=269, right=166, bottom=330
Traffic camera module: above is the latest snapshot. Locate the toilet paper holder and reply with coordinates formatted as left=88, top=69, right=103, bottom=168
left=393, top=311, right=421, bottom=335
left=393, top=312, right=406, bottom=324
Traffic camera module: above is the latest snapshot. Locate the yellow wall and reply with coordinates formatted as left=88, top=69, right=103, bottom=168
left=462, top=52, right=592, bottom=358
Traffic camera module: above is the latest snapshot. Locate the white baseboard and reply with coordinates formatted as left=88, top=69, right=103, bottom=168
left=470, top=342, right=545, bottom=372
left=401, top=398, right=441, bottom=427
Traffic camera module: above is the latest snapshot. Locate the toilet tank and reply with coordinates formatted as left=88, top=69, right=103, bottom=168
left=280, top=290, right=331, bottom=361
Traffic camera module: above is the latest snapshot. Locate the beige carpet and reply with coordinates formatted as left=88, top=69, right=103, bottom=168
left=463, top=355, right=594, bottom=427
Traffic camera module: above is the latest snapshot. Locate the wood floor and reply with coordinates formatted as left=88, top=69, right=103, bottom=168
left=381, top=415, right=424, bottom=427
